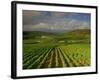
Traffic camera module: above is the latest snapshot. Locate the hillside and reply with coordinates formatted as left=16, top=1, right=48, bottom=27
left=23, top=29, right=90, bottom=40
left=66, top=29, right=90, bottom=35
left=62, top=29, right=90, bottom=40
left=23, top=31, right=56, bottom=39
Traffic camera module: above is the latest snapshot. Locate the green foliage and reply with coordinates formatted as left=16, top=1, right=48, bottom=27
left=23, top=29, right=91, bottom=69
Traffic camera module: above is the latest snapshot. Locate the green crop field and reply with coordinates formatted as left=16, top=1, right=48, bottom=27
left=23, top=29, right=91, bottom=69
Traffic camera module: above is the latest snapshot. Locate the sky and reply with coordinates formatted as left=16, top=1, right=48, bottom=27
left=23, top=10, right=90, bottom=32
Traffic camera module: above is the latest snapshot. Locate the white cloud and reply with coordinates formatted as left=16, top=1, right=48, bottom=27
left=23, top=19, right=90, bottom=31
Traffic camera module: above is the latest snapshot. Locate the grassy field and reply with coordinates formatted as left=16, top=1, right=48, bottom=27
left=23, top=29, right=91, bottom=69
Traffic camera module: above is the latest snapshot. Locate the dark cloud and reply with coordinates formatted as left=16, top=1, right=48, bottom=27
left=23, top=10, right=90, bottom=31
left=23, top=10, right=74, bottom=25
left=23, top=10, right=42, bottom=25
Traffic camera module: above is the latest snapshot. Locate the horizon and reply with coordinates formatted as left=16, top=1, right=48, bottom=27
left=23, top=28, right=90, bottom=34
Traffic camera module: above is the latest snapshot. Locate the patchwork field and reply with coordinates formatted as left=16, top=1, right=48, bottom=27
left=23, top=29, right=91, bottom=69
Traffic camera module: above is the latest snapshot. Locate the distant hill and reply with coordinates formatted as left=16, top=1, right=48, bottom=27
left=62, top=29, right=90, bottom=40
left=23, top=29, right=91, bottom=40
left=23, top=31, right=56, bottom=39
left=67, top=29, right=90, bottom=35
left=23, top=31, right=55, bottom=35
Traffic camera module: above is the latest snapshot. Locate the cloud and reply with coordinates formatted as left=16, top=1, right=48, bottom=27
left=23, top=23, right=50, bottom=31
left=66, top=19, right=90, bottom=30
left=50, top=12, right=73, bottom=18
left=23, top=10, right=76, bottom=25
left=23, top=19, right=90, bottom=32
left=77, top=22, right=90, bottom=29
left=33, top=23, right=49, bottom=29
left=23, top=10, right=41, bottom=17
left=23, top=10, right=42, bottom=25
left=23, top=10, right=90, bottom=32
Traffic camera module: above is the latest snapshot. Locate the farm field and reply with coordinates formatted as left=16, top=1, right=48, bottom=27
left=23, top=29, right=91, bottom=69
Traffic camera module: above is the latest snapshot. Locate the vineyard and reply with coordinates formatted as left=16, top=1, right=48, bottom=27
left=23, top=29, right=90, bottom=69
left=23, top=44, right=90, bottom=69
